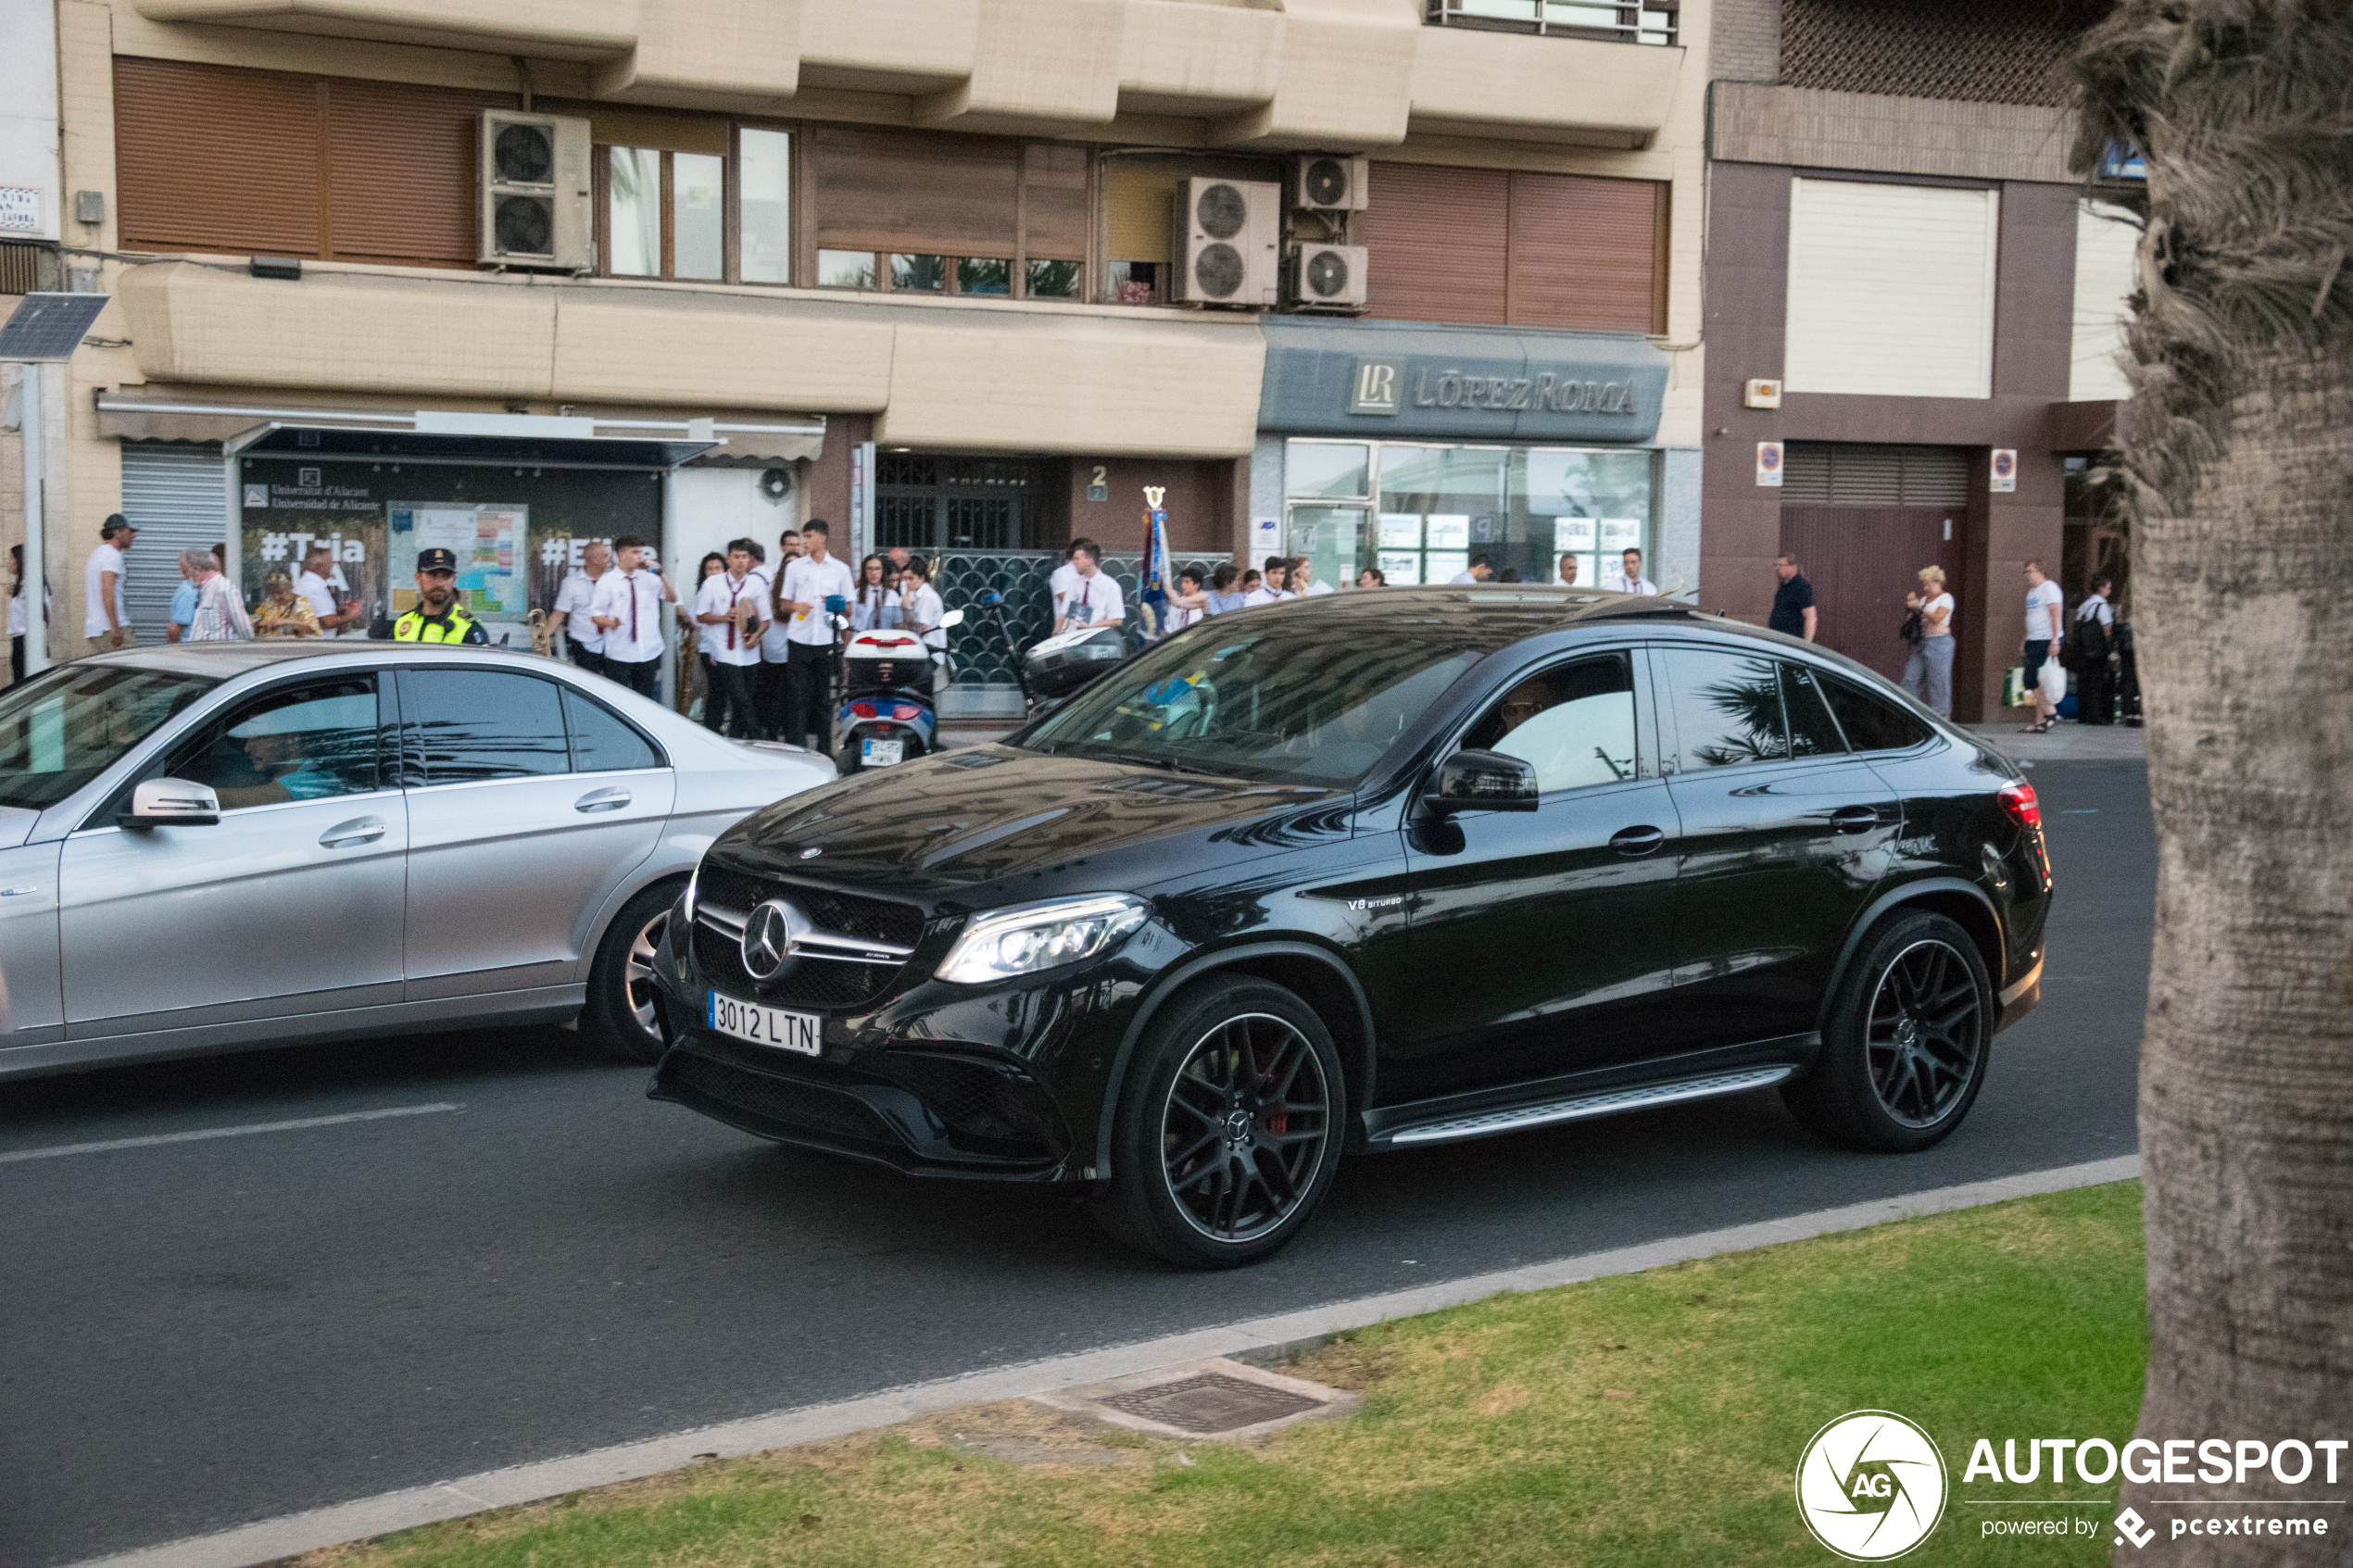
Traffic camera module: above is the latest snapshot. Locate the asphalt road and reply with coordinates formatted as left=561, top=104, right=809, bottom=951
left=0, top=759, right=2153, bottom=1567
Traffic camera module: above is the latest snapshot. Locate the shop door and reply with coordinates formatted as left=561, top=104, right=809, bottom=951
left=119, top=444, right=230, bottom=644
left=1779, top=507, right=1964, bottom=684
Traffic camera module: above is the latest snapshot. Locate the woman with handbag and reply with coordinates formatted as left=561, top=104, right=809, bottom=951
left=1899, top=565, right=1956, bottom=717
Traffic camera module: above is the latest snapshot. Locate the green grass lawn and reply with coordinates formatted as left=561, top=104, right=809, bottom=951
left=308, top=1182, right=2146, bottom=1568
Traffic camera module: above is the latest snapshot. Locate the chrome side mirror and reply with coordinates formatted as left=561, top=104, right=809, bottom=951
left=1424, top=749, right=1540, bottom=814
left=120, top=777, right=220, bottom=830
left=937, top=608, right=965, bottom=629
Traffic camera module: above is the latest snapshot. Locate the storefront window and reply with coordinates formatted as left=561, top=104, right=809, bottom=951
left=737, top=129, right=792, bottom=284
left=1282, top=439, right=1655, bottom=590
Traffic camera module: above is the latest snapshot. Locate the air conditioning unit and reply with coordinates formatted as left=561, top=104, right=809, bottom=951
left=1290, top=155, right=1368, bottom=213
left=1169, top=177, right=1280, bottom=308
left=478, top=110, right=592, bottom=271
left=1286, top=244, right=1367, bottom=309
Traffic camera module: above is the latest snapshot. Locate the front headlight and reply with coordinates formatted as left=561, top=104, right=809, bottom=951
left=935, top=894, right=1151, bottom=985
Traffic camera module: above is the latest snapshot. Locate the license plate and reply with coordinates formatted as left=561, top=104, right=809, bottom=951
left=862, top=737, right=905, bottom=767
left=706, top=992, right=822, bottom=1056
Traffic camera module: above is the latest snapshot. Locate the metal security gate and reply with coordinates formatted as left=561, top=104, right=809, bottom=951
left=118, top=444, right=229, bottom=644
left=935, top=548, right=1231, bottom=719
left=875, top=455, right=1043, bottom=553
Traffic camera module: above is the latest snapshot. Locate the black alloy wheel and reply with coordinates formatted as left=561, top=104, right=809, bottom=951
left=1094, top=978, right=1345, bottom=1267
left=1782, top=909, right=1993, bottom=1153
left=583, top=881, right=684, bottom=1065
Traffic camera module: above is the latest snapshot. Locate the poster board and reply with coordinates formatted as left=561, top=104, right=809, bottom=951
left=388, top=503, right=526, bottom=617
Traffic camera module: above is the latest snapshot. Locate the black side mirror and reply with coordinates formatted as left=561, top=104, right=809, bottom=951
left=1424, top=748, right=1540, bottom=814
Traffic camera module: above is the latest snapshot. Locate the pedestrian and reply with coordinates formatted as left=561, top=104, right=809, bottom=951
left=552, top=539, right=612, bottom=675
left=2020, top=559, right=2065, bottom=734
left=1244, top=556, right=1293, bottom=606
left=897, top=556, right=950, bottom=693
left=251, top=571, right=321, bottom=637
left=589, top=535, right=674, bottom=696
left=775, top=528, right=802, bottom=569
left=1055, top=541, right=1126, bottom=632
left=1770, top=553, right=1818, bottom=642
left=1292, top=556, right=1334, bottom=596
left=1203, top=562, right=1250, bottom=614
left=774, top=518, right=855, bottom=751
left=1164, top=567, right=1209, bottom=632
left=2072, top=573, right=2119, bottom=726
left=183, top=551, right=254, bottom=642
left=693, top=537, right=768, bottom=736
left=83, top=514, right=135, bottom=655
left=1450, top=555, right=1495, bottom=585
left=1556, top=555, right=1580, bottom=588
left=849, top=554, right=900, bottom=630
left=1900, top=565, right=1956, bottom=717
left=1600, top=547, right=1656, bottom=596
left=393, top=546, right=489, bottom=644
left=886, top=545, right=912, bottom=576
left=166, top=549, right=200, bottom=644
left=295, top=545, right=363, bottom=638
left=1357, top=566, right=1387, bottom=589
left=1498, top=567, right=1522, bottom=583
left=1050, top=538, right=1098, bottom=625
left=1239, top=569, right=1262, bottom=597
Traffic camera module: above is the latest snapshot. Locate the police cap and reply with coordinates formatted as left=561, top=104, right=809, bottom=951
left=416, top=547, right=459, bottom=572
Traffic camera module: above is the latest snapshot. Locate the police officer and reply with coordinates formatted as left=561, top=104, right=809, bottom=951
left=391, top=547, right=488, bottom=644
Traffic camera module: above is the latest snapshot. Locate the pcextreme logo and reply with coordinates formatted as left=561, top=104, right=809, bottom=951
left=1795, top=1411, right=1950, bottom=1561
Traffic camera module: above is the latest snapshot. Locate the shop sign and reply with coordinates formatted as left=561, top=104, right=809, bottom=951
left=1262, top=320, right=1668, bottom=445
left=1353, top=360, right=1643, bottom=420
left=0, top=188, right=39, bottom=232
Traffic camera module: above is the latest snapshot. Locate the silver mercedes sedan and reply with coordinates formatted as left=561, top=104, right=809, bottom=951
left=0, top=643, right=832, bottom=1078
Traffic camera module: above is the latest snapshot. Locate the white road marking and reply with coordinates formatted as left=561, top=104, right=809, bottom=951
left=65, top=1153, right=2143, bottom=1568
left=0, top=1103, right=461, bottom=1166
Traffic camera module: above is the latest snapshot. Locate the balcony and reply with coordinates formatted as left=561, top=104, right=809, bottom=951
left=1425, top=0, right=1678, bottom=47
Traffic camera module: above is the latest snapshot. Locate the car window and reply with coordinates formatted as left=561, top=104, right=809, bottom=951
left=1781, top=665, right=1849, bottom=758
left=1462, top=653, right=1638, bottom=793
left=0, top=664, right=219, bottom=812
left=167, top=677, right=381, bottom=810
left=407, top=669, right=571, bottom=784
left=1661, top=647, right=1790, bottom=771
left=1818, top=672, right=1933, bottom=752
left=563, top=686, right=662, bottom=772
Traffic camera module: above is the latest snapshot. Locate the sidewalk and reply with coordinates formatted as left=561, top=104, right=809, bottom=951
left=1968, top=717, right=2147, bottom=765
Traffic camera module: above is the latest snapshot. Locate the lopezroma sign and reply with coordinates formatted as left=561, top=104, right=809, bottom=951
left=1348, top=357, right=1641, bottom=418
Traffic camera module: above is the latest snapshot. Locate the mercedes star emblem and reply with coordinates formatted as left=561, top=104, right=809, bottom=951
left=739, top=898, right=805, bottom=982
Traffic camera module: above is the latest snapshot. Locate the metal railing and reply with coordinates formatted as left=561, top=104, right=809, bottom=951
left=933, top=549, right=1231, bottom=718
left=1424, top=0, right=1677, bottom=46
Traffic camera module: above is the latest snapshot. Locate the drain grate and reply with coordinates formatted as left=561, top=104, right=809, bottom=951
left=1098, top=1372, right=1324, bottom=1434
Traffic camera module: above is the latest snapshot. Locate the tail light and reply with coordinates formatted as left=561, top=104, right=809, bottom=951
left=850, top=700, right=878, bottom=720
left=1997, top=780, right=2041, bottom=832
left=891, top=703, right=922, bottom=721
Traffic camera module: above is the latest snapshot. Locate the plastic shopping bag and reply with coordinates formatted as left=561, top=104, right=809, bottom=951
left=2003, top=666, right=2030, bottom=707
left=2039, top=656, right=2069, bottom=704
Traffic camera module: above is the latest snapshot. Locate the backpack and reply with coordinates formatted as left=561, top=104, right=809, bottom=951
left=1898, top=608, right=1924, bottom=646
left=2064, top=602, right=2113, bottom=671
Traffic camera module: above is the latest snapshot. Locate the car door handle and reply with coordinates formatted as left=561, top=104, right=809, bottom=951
left=1610, top=825, right=1667, bottom=857
left=575, top=786, right=632, bottom=813
left=319, top=816, right=385, bottom=848
left=1830, top=806, right=1882, bottom=834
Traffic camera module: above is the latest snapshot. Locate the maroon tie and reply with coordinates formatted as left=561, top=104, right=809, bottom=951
left=629, top=573, right=639, bottom=644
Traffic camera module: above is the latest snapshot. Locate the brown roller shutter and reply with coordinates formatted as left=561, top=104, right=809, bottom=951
left=812, top=126, right=1018, bottom=257
left=1504, top=171, right=1665, bottom=333
left=1362, top=162, right=1508, bottom=325
left=116, top=57, right=324, bottom=257
left=1021, top=142, right=1088, bottom=261
left=327, top=78, right=510, bottom=265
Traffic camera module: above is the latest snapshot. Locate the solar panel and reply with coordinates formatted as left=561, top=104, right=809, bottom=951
left=0, top=293, right=112, bottom=362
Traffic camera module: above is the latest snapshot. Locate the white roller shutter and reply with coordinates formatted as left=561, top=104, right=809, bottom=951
left=1784, top=179, right=1997, bottom=399
left=2070, top=200, right=2141, bottom=403
left=119, top=444, right=229, bottom=643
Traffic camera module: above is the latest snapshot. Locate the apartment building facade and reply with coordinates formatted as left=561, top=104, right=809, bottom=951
left=15, top=0, right=1712, bottom=703
left=1699, top=0, right=2139, bottom=722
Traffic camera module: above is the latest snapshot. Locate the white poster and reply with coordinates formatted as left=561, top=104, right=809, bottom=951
left=1378, top=513, right=1423, bottom=548
left=1378, top=551, right=1423, bottom=586
left=1424, top=514, right=1470, bottom=550
left=391, top=502, right=526, bottom=615
left=1599, top=519, right=1643, bottom=553
left=1252, top=516, right=1283, bottom=559
left=1551, top=516, right=1597, bottom=553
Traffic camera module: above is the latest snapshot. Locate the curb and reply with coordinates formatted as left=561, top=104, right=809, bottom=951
left=68, top=1153, right=2141, bottom=1568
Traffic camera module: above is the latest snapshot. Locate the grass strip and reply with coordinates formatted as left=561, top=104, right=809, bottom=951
left=303, top=1180, right=2146, bottom=1568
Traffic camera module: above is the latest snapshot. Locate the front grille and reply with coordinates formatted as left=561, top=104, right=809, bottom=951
left=693, top=865, right=927, bottom=1013
left=669, top=1049, right=894, bottom=1148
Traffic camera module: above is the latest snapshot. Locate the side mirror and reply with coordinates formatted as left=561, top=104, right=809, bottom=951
left=937, top=608, right=965, bottom=629
left=120, top=777, right=220, bottom=830
left=1424, top=748, right=1540, bottom=814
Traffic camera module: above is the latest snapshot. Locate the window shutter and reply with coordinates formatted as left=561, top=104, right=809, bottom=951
left=1362, top=162, right=1508, bottom=325
left=812, top=126, right=1019, bottom=257
left=327, top=78, right=511, bottom=265
left=1505, top=171, right=1665, bottom=333
left=1785, top=179, right=1998, bottom=398
left=1782, top=444, right=1970, bottom=506
left=2070, top=200, right=2140, bottom=402
left=1022, top=143, right=1088, bottom=261
left=1103, top=159, right=1176, bottom=263
left=116, top=57, right=325, bottom=257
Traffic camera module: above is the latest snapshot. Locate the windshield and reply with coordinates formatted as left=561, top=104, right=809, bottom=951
left=1021, top=620, right=1483, bottom=785
left=0, top=664, right=220, bottom=812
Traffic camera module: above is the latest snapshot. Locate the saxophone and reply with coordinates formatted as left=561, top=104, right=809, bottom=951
left=526, top=608, right=554, bottom=657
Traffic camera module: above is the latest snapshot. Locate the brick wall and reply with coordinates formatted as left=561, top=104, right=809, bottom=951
left=1708, top=0, right=1782, bottom=83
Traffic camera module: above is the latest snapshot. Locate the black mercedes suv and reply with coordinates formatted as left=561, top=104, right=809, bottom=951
left=648, top=589, right=2049, bottom=1266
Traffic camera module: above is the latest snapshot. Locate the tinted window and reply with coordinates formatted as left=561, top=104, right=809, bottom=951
left=563, top=687, right=662, bottom=772
left=168, top=678, right=380, bottom=809
left=1781, top=665, right=1848, bottom=758
left=1463, top=654, right=1637, bottom=793
left=1818, top=673, right=1934, bottom=752
left=1662, top=647, right=1789, bottom=771
left=0, top=664, right=217, bottom=811
left=408, top=670, right=571, bottom=783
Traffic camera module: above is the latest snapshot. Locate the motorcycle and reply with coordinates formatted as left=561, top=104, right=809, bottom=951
left=833, top=607, right=964, bottom=772
left=972, top=590, right=1130, bottom=721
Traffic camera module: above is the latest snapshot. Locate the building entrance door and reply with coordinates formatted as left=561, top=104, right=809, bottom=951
left=875, top=455, right=1044, bottom=553
left=1776, top=444, right=1971, bottom=685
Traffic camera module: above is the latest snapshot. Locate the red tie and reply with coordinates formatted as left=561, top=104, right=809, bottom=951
left=629, top=573, right=639, bottom=644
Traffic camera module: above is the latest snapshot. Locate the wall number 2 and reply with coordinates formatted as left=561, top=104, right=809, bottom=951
left=1086, top=464, right=1110, bottom=502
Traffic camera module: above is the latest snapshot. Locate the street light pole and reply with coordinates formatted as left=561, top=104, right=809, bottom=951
left=19, top=362, right=45, bottom=676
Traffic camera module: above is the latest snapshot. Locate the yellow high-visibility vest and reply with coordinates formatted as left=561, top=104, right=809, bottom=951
left=392, top=608, right=484, bottom=644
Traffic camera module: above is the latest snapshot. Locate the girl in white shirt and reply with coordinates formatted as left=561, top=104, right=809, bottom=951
left=849, top=554, right=900, bottom=631
left=895, top=557, right=950, bottom=692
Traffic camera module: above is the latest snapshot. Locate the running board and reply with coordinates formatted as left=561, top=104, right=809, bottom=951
left=1374, top=1066, right=1795, bottom=1149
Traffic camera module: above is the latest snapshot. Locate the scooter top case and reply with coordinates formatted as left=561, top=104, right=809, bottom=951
left=1025, top=623, right=1127, bottom=701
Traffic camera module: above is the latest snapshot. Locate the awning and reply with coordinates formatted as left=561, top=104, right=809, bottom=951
left=224, top=421, right=718, bottom=470
left=94, top=395, right=825, bottom=465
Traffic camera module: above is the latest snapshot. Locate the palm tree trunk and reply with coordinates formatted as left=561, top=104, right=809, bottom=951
left=2070, top=6, right=2353, bottom=1562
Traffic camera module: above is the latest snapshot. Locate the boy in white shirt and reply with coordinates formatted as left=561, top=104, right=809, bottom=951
left=1243, top=556, right=1294, bottom=606
left=589, top=535, right=676, bottom=699
left=774, top=519, right=857, bottom=752
left=1055, top=543, right=1126, bottom=633
left=694, top=537, right=769, bottom=735
left=1049, top=538, right=1097, bottom=625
